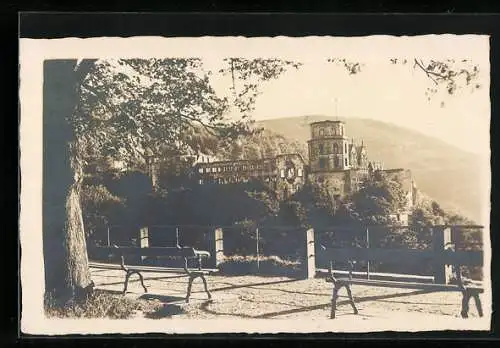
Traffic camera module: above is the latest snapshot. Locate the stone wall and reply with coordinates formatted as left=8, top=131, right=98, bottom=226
left=192, top=153, right=307, bottom=200
left=308, top=171, right=350, bottom=197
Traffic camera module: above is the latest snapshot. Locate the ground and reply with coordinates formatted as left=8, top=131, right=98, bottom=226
left=90, top=266, right=484, bottom=321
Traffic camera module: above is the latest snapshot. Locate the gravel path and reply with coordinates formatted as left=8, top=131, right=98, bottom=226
left=90, top=267, right=484, bottom=321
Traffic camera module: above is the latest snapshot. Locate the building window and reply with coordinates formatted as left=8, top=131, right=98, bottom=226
left=199, top=179, right=204, bottom=185
left=297, top=168, right=303, bottom=177
left=319, top=158, right=326, bottom=169
left=333, top=143, right=338, bottom=154
left=334, top=157, right=339, bottom=168
left=345, top=158, right=348, bottom=166
left=198, top=168, right=204, bottom=174
left=319, top=143, right=324, bottom=154
left=319, top=128, right=324, bottom=137
left=344, top=143, right=347, bottom=153
left=280, top=169, right=286, bottom=178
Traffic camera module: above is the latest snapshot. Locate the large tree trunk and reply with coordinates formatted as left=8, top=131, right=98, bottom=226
left=43, top=60, right=94, bottom=304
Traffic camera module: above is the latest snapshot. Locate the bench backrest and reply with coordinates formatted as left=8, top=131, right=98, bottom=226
left=320, top=247, right=483, bottom=267
left=96, top=246, right=204, bottom=258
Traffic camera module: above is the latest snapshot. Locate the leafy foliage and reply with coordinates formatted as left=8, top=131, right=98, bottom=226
left=217, top=128, right=308, bottom=161
left=348, top=172, right=408, bottom=225
left=411, top=58, right=481, bottom=98
left=328, top=56, right=482, bottom=104
left=219, top=58, right=302, bottom=117
left=327, top=58, right=364, bottom=75
left=75, top=58, right=303, bottom=179
left=75, top=58, right=233, bottom=168
left=80, top=184, right=126, bottom=237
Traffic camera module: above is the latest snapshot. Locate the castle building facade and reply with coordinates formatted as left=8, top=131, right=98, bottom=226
left=187, top=120, right=416, bottom=221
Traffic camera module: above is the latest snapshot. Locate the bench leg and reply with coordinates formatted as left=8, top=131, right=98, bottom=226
left=461, top=290, right=471, bottom=319
left=122, top=272, right=131, bottom=295
left=330, top=283, right=340, bottom=319
left=345, top=284, right=358, bottom=315
left=135, top=271, right=148, bottom=293
left=186, top=275, right=195, bottom=303
left=200, top=274, right=212, bottom=300
left=122, top=271, right=147, bottom=294
left=472, top=293, right=484, bottom=317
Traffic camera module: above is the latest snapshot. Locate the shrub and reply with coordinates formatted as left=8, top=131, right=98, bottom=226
left=81, top=184, right=126, bottom=240
left=44, top=290, right=162, bottom=319
left=218, top=254, right=302, bottom=276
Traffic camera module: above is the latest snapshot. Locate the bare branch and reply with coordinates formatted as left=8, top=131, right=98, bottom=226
left=414, top=59, right=439, bottom=85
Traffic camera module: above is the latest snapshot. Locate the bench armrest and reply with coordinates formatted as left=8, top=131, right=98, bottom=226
left=192, top=250, right=211, bottom=258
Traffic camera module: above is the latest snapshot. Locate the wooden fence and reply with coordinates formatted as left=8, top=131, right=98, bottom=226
left=90, top=224, right=485, bottom=283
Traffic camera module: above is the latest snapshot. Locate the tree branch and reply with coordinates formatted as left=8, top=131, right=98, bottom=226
left=74, top=59, right=98, bottom=84
left=178, top=111, right=220, bottom=137
left=413, top=58, right=452, bottom=85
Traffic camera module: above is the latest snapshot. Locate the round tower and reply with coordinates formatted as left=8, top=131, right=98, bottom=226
left=308, top=120, right=350, bottom=172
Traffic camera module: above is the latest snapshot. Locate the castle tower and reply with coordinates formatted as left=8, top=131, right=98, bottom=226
left=308, top=120, right=350, bottom=172
left=349, top=138, right=358, bottom=170
left=357, top=141, right=369, bottom=169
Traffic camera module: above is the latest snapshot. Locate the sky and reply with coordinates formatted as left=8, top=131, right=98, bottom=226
left=22, top=35, right=491, bottom=155
left=206, top=56, right=490, bottom=156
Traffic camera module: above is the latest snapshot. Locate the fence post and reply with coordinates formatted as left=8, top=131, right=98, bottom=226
left=256, top=228, right=260, bottom=272
left=432, top=226, right=452, bottom=284
left=139, top=226, right=149, bottom=262
left=305, top=228, right=316, bottom=279
left=214, top=227, right=224, bottom=267
left=366, top=227, right=370, bottom=280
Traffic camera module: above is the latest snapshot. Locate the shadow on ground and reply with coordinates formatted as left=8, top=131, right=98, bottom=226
left=138, top=293, right=185, bottom=303
left=138, top=294, right=188, bottom=319
left=200, top=288, right=438, bottom=319
left=144, top=304, right=186, bottom=319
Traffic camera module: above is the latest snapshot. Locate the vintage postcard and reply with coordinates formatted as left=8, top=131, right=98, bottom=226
left=19, top=35, right=491, bottom=334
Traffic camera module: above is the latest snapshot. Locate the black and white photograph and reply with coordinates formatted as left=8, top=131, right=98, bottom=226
left=19, top=35, right=491, bottom=334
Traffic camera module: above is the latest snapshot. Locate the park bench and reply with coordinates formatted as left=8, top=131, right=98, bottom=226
left=94, top=245, right=218, bottom=302
left=320, top=246, right=484, bottom=319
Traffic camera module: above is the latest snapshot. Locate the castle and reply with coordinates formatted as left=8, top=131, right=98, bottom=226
left=143, top=120, right=416, bottom=223
left=188, top=120, right=417, bottom=223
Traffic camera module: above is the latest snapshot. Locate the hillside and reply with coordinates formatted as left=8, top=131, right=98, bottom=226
left=256, top=115, right=488, bottom=223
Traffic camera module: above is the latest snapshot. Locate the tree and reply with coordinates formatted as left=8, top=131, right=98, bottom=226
left=410, top=58, right=481, bottom=100
left=76, top=58, right=233, bottom=169
left=44, top=58, right=301, bottom=304
left=328, top=56, right=482, bottom=106
left=43, top=59, right=98, bottom=303
left=349, top=172, right=408, bottom=226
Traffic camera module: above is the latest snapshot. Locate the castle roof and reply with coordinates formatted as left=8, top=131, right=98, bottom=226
left=309, top=120, right=344, bottom=126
